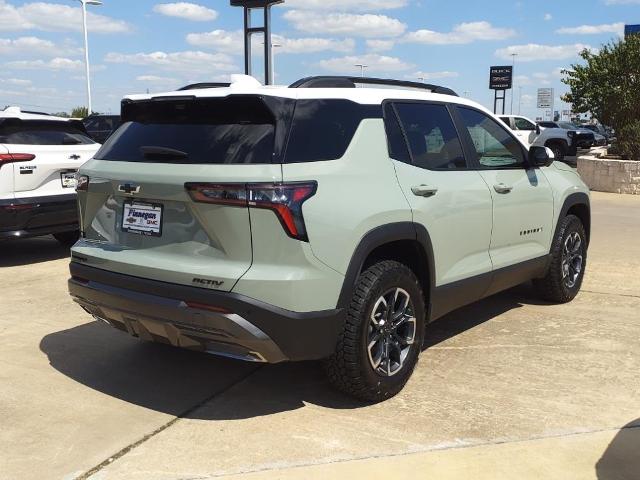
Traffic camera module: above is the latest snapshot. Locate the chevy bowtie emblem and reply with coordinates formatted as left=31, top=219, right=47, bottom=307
left=69, top=154, right=81, bottom=160
left=118, top=183, right=141, bottom=194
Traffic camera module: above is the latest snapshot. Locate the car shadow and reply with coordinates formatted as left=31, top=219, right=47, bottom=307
left=40, top=284, right=544, bottom=420
left=596, top=419, right=640, bottom=480
left=0, top=236, right=69, bottom=267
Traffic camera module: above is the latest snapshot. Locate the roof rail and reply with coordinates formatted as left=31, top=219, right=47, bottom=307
left=289, top=76, right=458, bottom=96
left=178, top=82, right=231, bottom=91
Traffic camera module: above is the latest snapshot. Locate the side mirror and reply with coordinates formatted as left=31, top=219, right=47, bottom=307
left=528, top=146, right=554, bottom=167
left=536, top=125, right=541, bottom=135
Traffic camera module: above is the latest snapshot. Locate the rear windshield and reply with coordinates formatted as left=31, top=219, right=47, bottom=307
left=0, top=120, right=95, bottom=145
left=95, top=97, right=276, bottom=164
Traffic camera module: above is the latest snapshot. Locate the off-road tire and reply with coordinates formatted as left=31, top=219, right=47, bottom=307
left=534, top=215, right=587, bottom=303
left=53, top=230, right=80, bottom=248
left=325, top=260, right=426, bottom=402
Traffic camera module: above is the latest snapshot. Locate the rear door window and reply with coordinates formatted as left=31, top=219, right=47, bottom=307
left=392, top=102, right=467, bottom=170
left=0, top=120, right=95, bottom=145
left=95, top=97, right=278, bottom=164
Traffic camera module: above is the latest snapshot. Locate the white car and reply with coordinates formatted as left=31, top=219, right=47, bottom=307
left=0, top=107, right=100, bottom=245
left=499, top=115, right=579, bottom=162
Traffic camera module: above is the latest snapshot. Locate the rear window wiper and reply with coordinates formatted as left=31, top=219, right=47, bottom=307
left=140, top=146, right=189, bottom=160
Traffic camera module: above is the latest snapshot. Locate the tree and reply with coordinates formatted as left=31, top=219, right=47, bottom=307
left=562, top=35, right=640, bottom=157
left=70, top=106, right=89, bottom=118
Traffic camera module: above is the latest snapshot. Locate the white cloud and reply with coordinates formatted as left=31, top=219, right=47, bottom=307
left=3, top=78, right=32, bottom=86
left=136, top=75, right=179, bottom=83
left=556, top=22, right=624, bottom=36
left=604, top=0, right=640, bottom=4
left=404, top=21, right=516, bottom=45
left=0, top=0, right=131, bottom=34
left=5, top=57, right=84, bottom=70
left=282, top=0, right=407, bottom=10
left=284, top=10, right=406, bottom=38
left=187, top=30, right=355, bottom=55
left=318, top=53, right=414, bottom=73
left=0, top=36, right=81, bottom=57
left=366, top=39, right=395, bottom=51
left=495, top=43, right=593, bottom=62
left=544, top=13, right=553, bottom=21
left=105, top=50, right=237, bottom=74
left=409, top=70, right=459, bottom=80
left=153, top=3, right=218, bottom=22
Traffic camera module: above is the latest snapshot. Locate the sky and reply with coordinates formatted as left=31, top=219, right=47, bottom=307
left=0, top=0, right=638, bottom=119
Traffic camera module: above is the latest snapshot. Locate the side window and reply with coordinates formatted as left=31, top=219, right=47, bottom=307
left=383, top=103, right=411, bottom=163
left=285, top=100, right=382, bottom=163
left=514, top=117, right=536, bottom=131
left=393, top=103, right=466, bottom=170
left=458, top=107, right=525, bottom=169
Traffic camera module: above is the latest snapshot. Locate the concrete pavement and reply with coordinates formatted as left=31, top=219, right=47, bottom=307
left=1, top=191, right=639, bottom=480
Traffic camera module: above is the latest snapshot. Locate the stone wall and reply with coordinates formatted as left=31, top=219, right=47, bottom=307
left=577, top=154, right=640, bottom=195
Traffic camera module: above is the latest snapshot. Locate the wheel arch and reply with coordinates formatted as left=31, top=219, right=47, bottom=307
left=555, top=192, right=591, bottom=245
left=336, top=222, right=435, bottom=315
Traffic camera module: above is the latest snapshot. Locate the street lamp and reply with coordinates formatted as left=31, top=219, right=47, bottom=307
left=355, top=64, right=368, bottom=78
left=510, top=52, right=518, bottom=114
left=76, top=0, right=102, bottom=115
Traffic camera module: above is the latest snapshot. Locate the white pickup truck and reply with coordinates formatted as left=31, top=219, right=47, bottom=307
left=499, top=115, right=580, bottom=162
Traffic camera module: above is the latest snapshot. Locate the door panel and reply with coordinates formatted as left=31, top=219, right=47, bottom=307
left=456, top=107, right=554, bottom=270
left=394, top=163, right=494, bottom=285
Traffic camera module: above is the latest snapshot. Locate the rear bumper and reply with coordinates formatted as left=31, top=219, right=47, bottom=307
left=68, top=262, right=344, bottom=363
left=0, top=194, right=78, bottom=240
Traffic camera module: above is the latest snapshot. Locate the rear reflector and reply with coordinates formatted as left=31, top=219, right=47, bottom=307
left=185, top=182, right=317, bottom=241
left=0, top=153, right=35, bottom=169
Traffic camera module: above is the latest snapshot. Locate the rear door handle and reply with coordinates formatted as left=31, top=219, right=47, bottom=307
left=411, top=185, right=438, bottom=197
left=493, top=183, right=513, bottom=194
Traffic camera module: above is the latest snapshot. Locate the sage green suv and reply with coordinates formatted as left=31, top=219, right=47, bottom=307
left=68, top=75, right=590, bottom=402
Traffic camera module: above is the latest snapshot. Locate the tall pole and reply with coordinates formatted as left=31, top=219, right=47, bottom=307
left=81, top=1, right=91, bottom=114
left=510, top=53, right=518, bottom=114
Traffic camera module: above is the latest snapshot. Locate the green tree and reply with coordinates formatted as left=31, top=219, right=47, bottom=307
left=71, top=106, right=89, bottom=118
left=562, top=35, right=640, bottom=158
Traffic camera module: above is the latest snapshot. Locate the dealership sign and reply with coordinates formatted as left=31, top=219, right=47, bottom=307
left=489, top=66, right=513, bottom=90
left=537, top=88, right=554, bottom=109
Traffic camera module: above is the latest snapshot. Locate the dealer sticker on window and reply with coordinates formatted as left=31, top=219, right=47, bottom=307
left=122, top=202, right=163, bottom=237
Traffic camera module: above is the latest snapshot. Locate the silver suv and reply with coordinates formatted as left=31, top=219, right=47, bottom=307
left=68, top=75, right=590, bottom=401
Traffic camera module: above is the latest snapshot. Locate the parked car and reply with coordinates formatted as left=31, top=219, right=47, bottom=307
left=0, top=107, right=100, bottom=245
left=82, top=114, right=121, bottom=144
left=582, top=124, right=610, bottom=146
left=68, top=75, right=591, bottom=401
left=538, top=121, right=595, bottom=149
left=500, top=115, right=578, bottom=161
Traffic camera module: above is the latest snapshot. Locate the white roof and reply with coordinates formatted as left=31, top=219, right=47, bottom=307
left=123, top=74, right=495, bottom=117
left=0, top=106, right=73, bottom=122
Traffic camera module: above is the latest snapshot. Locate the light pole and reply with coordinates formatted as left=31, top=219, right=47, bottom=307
left=77, top=0, right=102, bottom=115
left=355, top=64, right=368, bottom=78
left=510, top=53, right=518, bottom=114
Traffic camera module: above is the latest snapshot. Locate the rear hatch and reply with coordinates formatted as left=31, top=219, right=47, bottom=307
left=0, top=119, right=98, bottom=199
left=73, top=95, right=289, bottom=292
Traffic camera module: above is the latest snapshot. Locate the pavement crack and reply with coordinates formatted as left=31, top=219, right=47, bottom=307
left=74, top=366, right=263, bottom=480
left=582, top=289, right=640, bottom=299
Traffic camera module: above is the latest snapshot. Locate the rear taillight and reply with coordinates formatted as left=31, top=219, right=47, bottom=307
left=186, top=182, right=317, bottom=241
left=0, top=153, right=35, bottom=169
left=76, top=174, right=89, bottom=192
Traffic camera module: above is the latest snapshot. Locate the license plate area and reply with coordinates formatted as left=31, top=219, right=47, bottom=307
left=122, top=201, right=163, bottom=237
left=61, top=171, right=78, bottom=189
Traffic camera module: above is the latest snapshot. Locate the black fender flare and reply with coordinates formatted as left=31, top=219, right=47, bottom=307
left=553, top=192, right=591, bottom=245
left=336, top=222, right=436, bottom=314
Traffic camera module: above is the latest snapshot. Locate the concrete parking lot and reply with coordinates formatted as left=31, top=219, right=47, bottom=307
left=1, top=191, right=639, bottom=480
